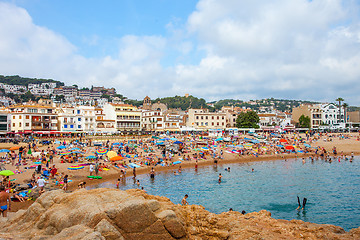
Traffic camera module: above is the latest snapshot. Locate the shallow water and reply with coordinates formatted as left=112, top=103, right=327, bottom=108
left=89, top=157, right=360, bottom=231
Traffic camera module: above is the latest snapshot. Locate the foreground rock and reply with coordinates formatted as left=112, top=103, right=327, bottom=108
left=0, top=188, right=359, bottom=240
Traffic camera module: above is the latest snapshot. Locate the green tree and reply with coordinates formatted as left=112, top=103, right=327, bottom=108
left=236, top=111, right=260, bottom=128
left=298, top=115, right=311, bottom=128
left=342, top=103, right=348, bottom=123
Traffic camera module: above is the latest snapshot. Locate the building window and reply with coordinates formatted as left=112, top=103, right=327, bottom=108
left=70, top=125, right=74, bottom=128
left=196, top=116, right=199, bottom=120
left=77, top=110, right=80, bottom=114
left=64, top=125, right=67, bottom=128
left=19, top=123, right=21, bottom=127
left=78, top=118, right=81, bottom=121
left=19, top=116, right=22, bottom=119
left=12, top=123, right=15, bottom=127
left=25, top=123, right=29, bottom=127
left=13, top=116, right=15, bottom=119
left=78, top=125, right=81, bottom=128
left=26, top=115, right=29, bottom=119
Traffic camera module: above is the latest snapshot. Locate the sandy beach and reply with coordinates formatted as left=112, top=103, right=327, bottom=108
left=1, top=132, right=359, bottom=212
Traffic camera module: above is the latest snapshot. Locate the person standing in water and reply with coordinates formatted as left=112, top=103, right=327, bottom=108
left=150, top=167, right=155, bottom=179
left=218, top=173, right=222, bottom=183
left=181, top=194, right=189, bottom=205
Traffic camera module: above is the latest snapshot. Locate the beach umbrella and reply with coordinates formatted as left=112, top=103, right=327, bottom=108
left=112, top=142, right=120, bottom=145
left=32, top=152, right=42, bottom=157
left=304, top=144, right=311, bottom=148
left=279, top=139, right=287, bottom=143
left=72, top=151, right=83, bottom=154
left=0, top=170, right=14, bottom=176
left=54, top=140, right=61, bottom=144
left=59, top=151, right=72, bottom=155
left=9, top=146, right=20, bottom=151
left=110, top=155, right=124, bottom=161
left=107, top=151, right=117, bottom=158
left=202, top=147, right=209, bottom=150
left=57, top=146, right=66, bottom=149
left=0, top=149, right=10, bottom=153
left=277, top=145, right=284, bottom=148
left=68, top=166, right=84, bottom=170
left=285, top=145, right=294, bottom=150
left=170, top=137, right=177, bottom=141
left=173, top=141, right=183, bottom=144
left=215, top=138, right=223, bottom=141
left=70, top=147, right=80, bottom=151
left=85, top=155, right=96, bottom=159
left=152, top=136, right=159, bottom=139
left=96, top=149, right=108, bottom=155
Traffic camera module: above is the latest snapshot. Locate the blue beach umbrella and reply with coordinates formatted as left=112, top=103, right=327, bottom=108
left=174, top=141, right=183, bottom=144
left=304, top=144, right=311, bottom=148
left=0, top=149, right=10, bottom=153
left=277, top=145, right=284, bottom=148
left=57, top=146, right=66, bottom=149
left=85, top=155, right=96, bottom=159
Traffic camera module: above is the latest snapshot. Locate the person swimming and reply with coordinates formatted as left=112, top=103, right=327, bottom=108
left=297, top=196, right=307, bottom=210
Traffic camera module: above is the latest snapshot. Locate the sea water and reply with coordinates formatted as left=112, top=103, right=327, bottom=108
left=89, top=157, right=360, bottom=231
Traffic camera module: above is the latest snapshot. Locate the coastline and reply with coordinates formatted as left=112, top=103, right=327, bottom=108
left=72, top=150, right=360, bottom=191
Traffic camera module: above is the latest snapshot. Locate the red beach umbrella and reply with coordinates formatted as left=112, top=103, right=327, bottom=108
left=279, top=139, right=287, bottom=143
left=285, top=145, right=294, bottom=150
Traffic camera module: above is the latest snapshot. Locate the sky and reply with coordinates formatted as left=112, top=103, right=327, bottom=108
left=0, top=0, right=360, bottom=105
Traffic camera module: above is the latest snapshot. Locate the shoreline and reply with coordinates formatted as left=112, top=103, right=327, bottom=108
left=71, top=150, right=360, bottom=191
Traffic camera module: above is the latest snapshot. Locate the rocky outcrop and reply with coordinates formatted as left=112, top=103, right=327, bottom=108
left=0, top=188, right=359, bottom=240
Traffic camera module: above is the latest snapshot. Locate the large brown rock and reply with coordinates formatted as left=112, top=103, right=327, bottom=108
left=0, top=188, right=359, bottom=240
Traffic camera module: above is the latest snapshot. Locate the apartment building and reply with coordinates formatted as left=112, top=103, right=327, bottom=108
left=103, top=103, right=142, bottom=131
left=186, top=109, right=227, bottom=130
left=9, top=104, right=57, bottom=132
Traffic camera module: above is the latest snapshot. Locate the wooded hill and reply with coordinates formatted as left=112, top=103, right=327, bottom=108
left=0, top=75, right=64, bottom=87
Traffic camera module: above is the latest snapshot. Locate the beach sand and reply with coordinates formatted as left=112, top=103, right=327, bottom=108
left=2, top=132, right=359, bottom=212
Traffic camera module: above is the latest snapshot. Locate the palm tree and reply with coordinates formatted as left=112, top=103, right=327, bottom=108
left=342, top=103, right=348, bottom=124
left=335, top=98, right=344, bottom=123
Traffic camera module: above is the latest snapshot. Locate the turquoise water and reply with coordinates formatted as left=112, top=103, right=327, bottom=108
left=89, top=157, right=360, bottom=231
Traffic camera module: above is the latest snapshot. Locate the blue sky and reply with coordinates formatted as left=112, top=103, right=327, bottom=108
left=1, top=0, right=360, bottom=105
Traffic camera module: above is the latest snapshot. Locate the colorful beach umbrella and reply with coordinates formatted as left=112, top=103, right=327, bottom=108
left=96, top=149, right=108, bottom=155
left=85, top=155, right=96, bottom=159
left=59, top=151, right=72, bottom=155
left=110, top=156, right=124, bottom=161
left=285, top=145, right=294, bottom=150
left=68, top=166, right=84, bottom=170
left=0, top=170, right=14, bottom=176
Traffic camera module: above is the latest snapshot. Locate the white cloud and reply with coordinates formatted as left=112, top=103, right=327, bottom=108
left=0, top=1, right=360, bottom=105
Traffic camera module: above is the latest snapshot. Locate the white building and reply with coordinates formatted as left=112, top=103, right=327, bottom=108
left=321, top=103, right=345, bottom=127
left=57, top=106, right=96, bottom=132
left=142, top=110, right=164, bottom=131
